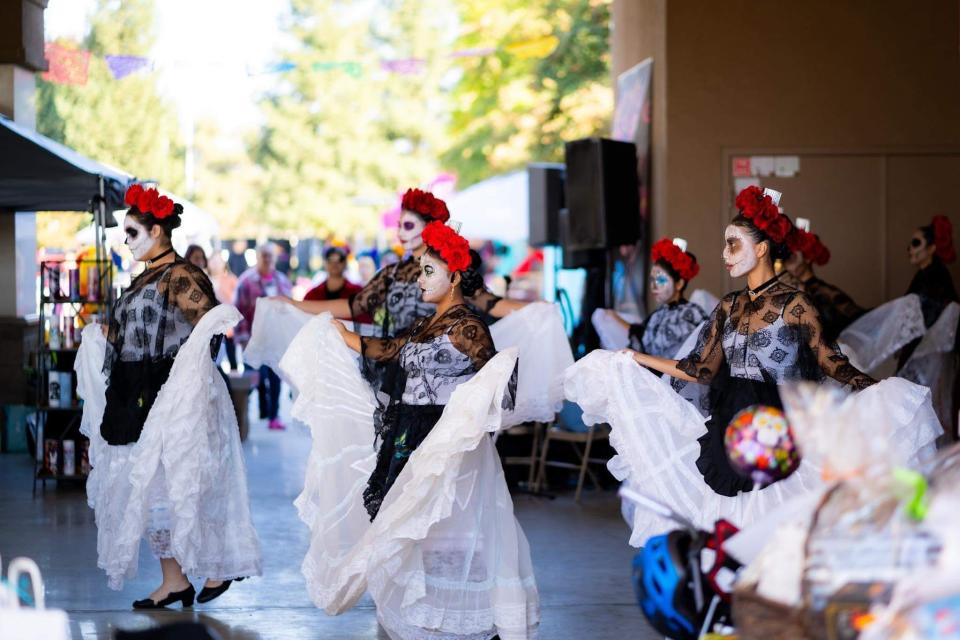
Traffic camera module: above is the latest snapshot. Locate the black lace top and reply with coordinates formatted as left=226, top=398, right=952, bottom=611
left=628, top=300, right=708, bottom=358
left=673, top=280, right=875, bottom=391
left=104, top=258, right=218, bottom=375
left=360, top=305, right=496, bottom=406
left=349, top=256, right=502, bottom=337
left=803, top=277, right=866, bottom=344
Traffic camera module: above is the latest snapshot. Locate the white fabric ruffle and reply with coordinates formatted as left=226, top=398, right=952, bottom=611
left=285, top=314, right=539, bottom=640
left=899, top=301, right=959, bottom=431
left=490, top=302, right=573, bottom=426
left=837, top=294, right=926, bottom=373
left=75, top=305, right=262, bottom=590
left=590, top=308, right=640, bottom=351
left=247, top=297, right=572, bottom=427
left=564, top=350, right=942, bottom=547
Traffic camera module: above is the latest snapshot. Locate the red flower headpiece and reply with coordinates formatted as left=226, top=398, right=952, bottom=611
left=650, top=238, right=699, bottom=281
left=401, top=188, right=450, bottom=223
left=786, top=227, right=830, bottom=266
left=734, top=185, right=793, bottom=244
left=422, top=221, right=471, bottom=273
left=124, top=183, right=177, bottom=220
left=931, top=215, right=956, bottom=264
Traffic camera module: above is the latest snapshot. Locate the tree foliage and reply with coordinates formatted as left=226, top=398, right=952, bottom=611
left=36, top=0, right=185, bottom=196
left=251, top=0, right=455, bottom=240
left=442, top=0, right=612, bottom=188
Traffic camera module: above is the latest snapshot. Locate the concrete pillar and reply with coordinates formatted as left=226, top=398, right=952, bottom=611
left=0, top=0, right=48, bottom=405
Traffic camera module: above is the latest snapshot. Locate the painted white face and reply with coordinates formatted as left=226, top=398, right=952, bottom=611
left=397, top=211, right=426, bottom=253
left=649, top=264, right=676, bottom=305
left=723, top=224, right=759, bottom=279
left=123, top=215, right=157, bottom=261
left=418, top=252, right=453, bottom=303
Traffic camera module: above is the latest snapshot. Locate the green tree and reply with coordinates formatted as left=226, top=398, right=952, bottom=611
left=443, top=0, right=612, bottom=187
left=36, top=0, right=185, bottom=196
left=251, top=0, right=454, bottom=240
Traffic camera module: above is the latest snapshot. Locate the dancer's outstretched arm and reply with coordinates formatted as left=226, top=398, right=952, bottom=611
left=622, top=350, right=698, bottom=383
left=276, top=296, right=352, bottom=318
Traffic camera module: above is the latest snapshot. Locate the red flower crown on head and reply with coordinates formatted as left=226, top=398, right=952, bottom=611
left=786, top=227, right=830, bottom=266
left=734, top=185, right=793, bottom=244
left=124, top=183, right=177, bottom=220
left=650, top=238, right=699, bottom=281
left=401, top=188, right=450, bottom=223
left=932, top=215, right=956, bottom=264
left=421, top=221, right=471, bottom=273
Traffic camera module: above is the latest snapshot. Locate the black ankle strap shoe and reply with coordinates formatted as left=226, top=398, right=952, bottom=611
left=132, top=583, right=195, bottom=609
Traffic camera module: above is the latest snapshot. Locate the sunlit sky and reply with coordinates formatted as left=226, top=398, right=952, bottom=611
left=44, top=0, right=289, bottom=134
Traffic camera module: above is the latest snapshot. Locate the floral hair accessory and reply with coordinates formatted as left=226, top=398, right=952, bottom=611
left=401, top=188, right=450, bottom=223
left=931, top=215, right=956, bottom=264
left=787, top=227, right=830, bottom=266
left=650, top=237, right=699, bottom=281
left=422, top=221, right=471, bottom=273
left=124, top=183, right=178, bottom=220
left=734, top=185, right=794, bottom=244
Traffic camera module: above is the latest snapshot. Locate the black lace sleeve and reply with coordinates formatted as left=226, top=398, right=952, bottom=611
left=168, top=263, right=218, bottom=326
left=360, top=323, right=415, bottom=363
left=783, top=292, right=876, bottom=390
left=350, top=263, right=394, bottom=319
left=676, top=295, right=731, bottom=383
left=446, top=314, right=497, bottom=370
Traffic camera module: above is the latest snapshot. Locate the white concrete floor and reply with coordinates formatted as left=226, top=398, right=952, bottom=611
left=0, top=394, right=657, bottom=639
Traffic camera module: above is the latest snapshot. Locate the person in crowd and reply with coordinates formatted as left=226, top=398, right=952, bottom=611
left=235, top=242, right=293, bottom=430
left=356, top=251, right=377, bottom=285
left=304, top=246, right=362, bottom=301
left=184, top=244, right=208, bottom=272
left=80, top=184, right=261, bottom=607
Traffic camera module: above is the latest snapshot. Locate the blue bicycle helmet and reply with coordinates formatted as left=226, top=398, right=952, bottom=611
left=632, top=530, right=700, bottom=640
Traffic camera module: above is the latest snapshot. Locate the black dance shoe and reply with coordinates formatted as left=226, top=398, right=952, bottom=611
left=132, top=584, right=195, bottom=609
left=197, top=578, right=238, bottom=604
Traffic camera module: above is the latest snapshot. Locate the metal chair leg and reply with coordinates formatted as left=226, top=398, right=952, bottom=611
left=526, top=422, right=542, bottom=487
left=575, top=428, right=596, bottom=503
left=534, top=428, right=552, bottom=492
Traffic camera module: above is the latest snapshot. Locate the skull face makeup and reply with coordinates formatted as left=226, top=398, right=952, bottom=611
left=649, top=264, right=677, bottom=306
left=723, top=224, right=760, bottom=279
left=398, top=211, right=427, bottom=253
left=124, top=215, right=158, bottom=262
left=908, top=230, right=936, bottom=267
left=418, top=251, right=454, bottom=303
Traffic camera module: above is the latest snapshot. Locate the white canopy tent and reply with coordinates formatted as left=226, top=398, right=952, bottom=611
left=447, top=171, right=529, bottom=243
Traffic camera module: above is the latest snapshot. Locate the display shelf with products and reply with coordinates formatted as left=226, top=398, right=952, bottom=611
left=31, top=258, right=113, bottom=496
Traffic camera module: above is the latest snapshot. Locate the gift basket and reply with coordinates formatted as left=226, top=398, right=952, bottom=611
left=730, top=383, right=952, bottom=640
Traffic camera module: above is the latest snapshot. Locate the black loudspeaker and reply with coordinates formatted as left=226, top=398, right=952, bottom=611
left=528, top=163, right=565, bottom=247
left=563, top=137, right=641, bottom=251
left=559, top=208, right=606, bottom=269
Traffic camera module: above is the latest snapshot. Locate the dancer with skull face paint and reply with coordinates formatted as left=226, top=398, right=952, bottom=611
left=288, top=221, right=538, bottom=639
left=782, top=222, right=866, bottom=344
left=283, top=188, right=525, bottom=337
left=76, top=184, right=262, bottom=607
left=563, top=186, right=942, bottom=544
left=607, top=238, right=708, bottom=363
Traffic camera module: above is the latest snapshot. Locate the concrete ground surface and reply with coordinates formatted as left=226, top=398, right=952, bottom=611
left=0, top=395, right=658, bottom=639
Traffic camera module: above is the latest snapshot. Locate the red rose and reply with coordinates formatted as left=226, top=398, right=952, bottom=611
left=153, top=195, right=175, bottom=219
left=765, top=215, right=790, bottom=243
left=137, top=188, right=158, bottom=214
left=125, top=183, right=144, bottom=207
left=735, top=186, right=763, bottom=213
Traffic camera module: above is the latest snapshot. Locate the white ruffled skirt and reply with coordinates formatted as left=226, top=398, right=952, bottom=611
left=282, top=314, right=539, bottom=640
left=564, top=350, right=943, bottom=547
left=75, top=305, right=262, bottom=589
left=245, top=298, right=573, bottom=427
